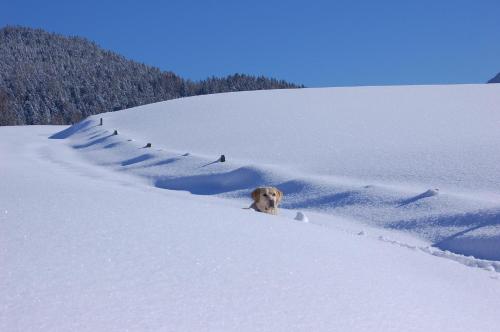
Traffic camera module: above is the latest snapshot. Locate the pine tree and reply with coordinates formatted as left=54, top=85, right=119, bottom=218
left=0, top=26, right=303, bottom=126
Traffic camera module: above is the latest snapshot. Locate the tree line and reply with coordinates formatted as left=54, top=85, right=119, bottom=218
left=0, top=26, right=303, bottom=126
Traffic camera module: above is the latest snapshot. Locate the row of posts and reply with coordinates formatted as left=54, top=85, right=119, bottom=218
left=99, top=118, right=225, bottom=162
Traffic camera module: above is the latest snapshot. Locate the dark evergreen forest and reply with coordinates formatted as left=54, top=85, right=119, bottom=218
left=0, top=26, right=303, bottom=125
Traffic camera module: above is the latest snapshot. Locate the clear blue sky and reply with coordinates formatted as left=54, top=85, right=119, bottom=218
left=1, top=0, right=499, bottom=87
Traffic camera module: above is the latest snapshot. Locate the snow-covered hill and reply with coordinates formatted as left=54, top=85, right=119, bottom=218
left=56, top=83, right=500, bottom=261
left=2, top=84, right=500, bottom=331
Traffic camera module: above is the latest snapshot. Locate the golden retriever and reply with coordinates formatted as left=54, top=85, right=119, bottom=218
left=250, top=187, right=283, bottom=215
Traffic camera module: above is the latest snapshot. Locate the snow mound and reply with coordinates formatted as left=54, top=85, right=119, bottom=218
left=155, top=166, right=270, bottom=195
left=294, top=211, right=309, bottom=223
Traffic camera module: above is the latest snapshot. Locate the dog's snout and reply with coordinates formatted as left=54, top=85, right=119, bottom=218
left=269, top=200, right=276, bottom=208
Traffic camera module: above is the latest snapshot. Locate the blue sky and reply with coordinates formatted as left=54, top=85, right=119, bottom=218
left=1, top=0, right=499, bottom=87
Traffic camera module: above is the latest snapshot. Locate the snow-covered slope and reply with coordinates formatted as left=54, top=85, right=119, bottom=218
left=54, top=84, right=500, bottom=261
left=2, top=125, right=500, bottom=332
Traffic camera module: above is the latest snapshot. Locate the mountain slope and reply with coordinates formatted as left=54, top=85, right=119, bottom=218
left=488, top=72, right=500, bottom=83
left=0, top=26, right=302, bottom=126
left=54, top=84, right=500, bottom=261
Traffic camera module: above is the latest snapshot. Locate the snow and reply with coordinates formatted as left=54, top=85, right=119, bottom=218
left=57, top=83, right=500, bottom=261
left=100, top=84, right=500, bottom=193
left=2, top=84, right=500, bottom=331
left=294, top=211, right=309, bottom=223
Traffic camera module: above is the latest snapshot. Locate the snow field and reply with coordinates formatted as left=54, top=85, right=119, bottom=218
left=1, top=127, right=500, bottom=331
left=3, top=83, right=500, bottom=331
left=55, top=84, right=500, bottom=261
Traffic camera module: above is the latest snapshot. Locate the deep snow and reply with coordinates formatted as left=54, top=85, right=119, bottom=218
left=2, top=126, right=500, bottom=332
left=55, top=84, right=500, bottom=261
left=2, top=84, right=500, bottom=331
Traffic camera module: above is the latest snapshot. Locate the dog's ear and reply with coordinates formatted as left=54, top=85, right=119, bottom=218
left=275, top=189, right=283, bottom=204
left=251, top=188, right=262, bottom=202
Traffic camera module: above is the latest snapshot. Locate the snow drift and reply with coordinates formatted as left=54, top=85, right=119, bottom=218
left=52, top=83, right=500, bottom=261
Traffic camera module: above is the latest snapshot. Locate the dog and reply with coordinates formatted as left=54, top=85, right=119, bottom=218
left=250, top=187, right=283, bottom=215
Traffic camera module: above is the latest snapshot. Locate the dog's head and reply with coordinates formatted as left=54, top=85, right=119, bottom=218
left=251, top=187, right=283, bottom=214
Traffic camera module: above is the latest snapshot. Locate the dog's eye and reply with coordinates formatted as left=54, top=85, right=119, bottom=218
left=263, top=193, right=268, bottom=197
left=272, top=193, right=276, bottom=196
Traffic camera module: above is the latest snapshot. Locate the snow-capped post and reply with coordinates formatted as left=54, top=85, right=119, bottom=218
left=99, top=118, right=103, bottom=126
left=113, top=130, right=118, bottom=135
left=220, top=155, right=226, bottom=162
left=145, top=143, right=152, bottom=148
